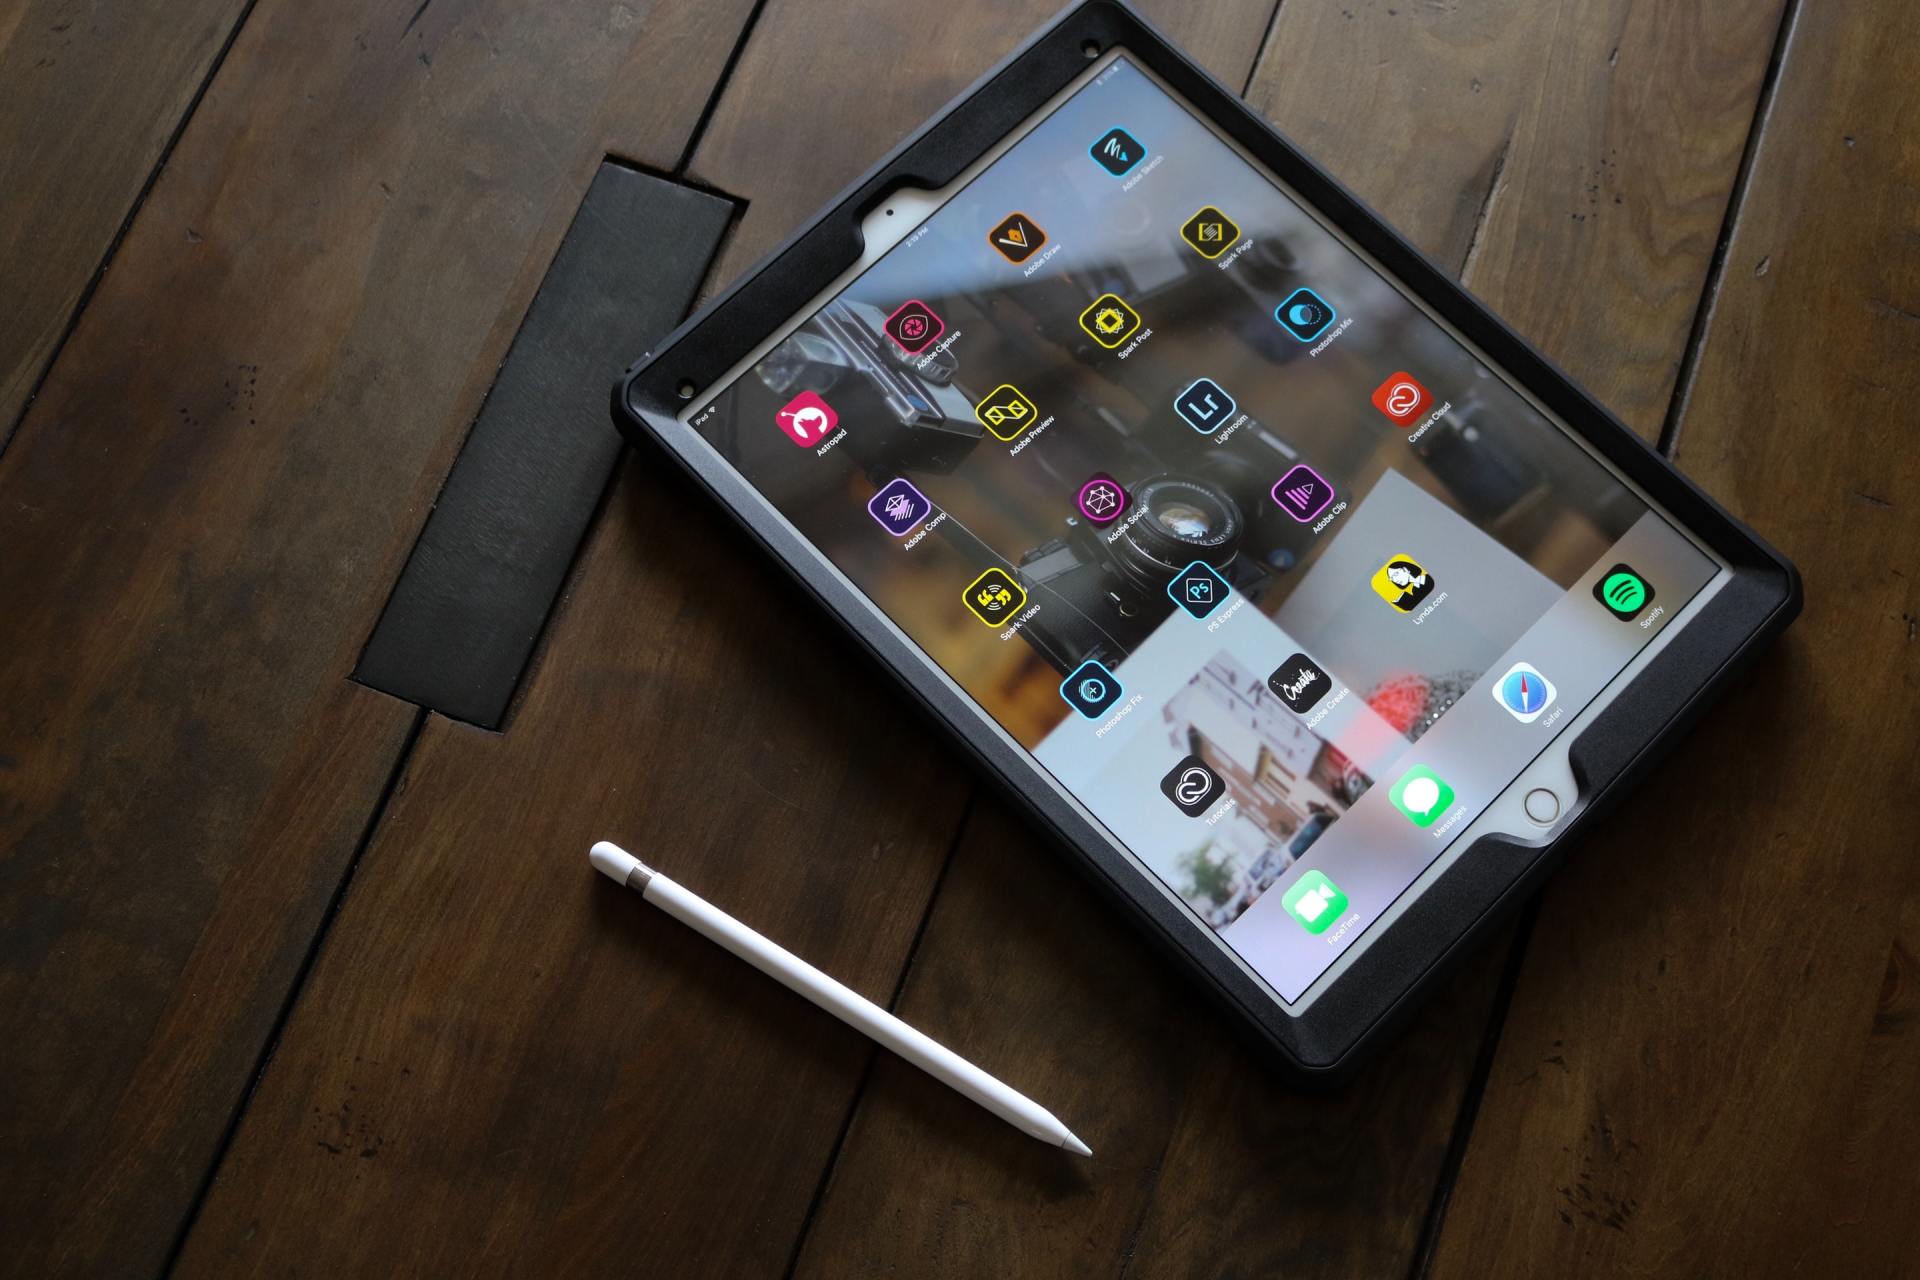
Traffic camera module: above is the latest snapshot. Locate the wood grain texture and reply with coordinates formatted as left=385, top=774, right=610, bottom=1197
left=790, top=2, right=1795, bottom=1274
left=1428, top=2, right=1920, bottom=1273
left=174, top=462, right=974, bottom=1276
left=168, top=1, right=1283, bottom=1272
left=0, top=0, right=754, bottom=1271
left=0, top=0, right=251, bottom=446
left=791, top=799, right=1509, bottom=1278
left=689, top=0, right=1285, bottom=293
left=1250, top=0, right=1789, bottom=439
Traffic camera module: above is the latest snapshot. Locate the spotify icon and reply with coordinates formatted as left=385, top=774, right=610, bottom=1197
left=1593, top=564, right=1655, bottom=620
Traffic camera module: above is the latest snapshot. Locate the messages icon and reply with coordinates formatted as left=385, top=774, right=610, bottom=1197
left=1388, top=765, right=1455, bottom=829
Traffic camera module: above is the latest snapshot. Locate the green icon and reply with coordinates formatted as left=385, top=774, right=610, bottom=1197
left=1592, top=563, right=1655, bottom=620
left=1281, top=869, right=1350, bottom=935
left=1389, top=765, right=1455, bottom=828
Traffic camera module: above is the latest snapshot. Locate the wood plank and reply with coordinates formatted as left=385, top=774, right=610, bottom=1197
left=792, top=798, right=1509, bottom=1278
left=167, top=1, right=1282, bottom=1273
left=1427, top=3, right=1920, bottom=1273
left=792, top=1, right=1792, bottom=1273
left=0, top=0, right=756, bottom=1272
left=1246, top=0, right=1785, bottom=441
left=0, top=0, right=251, bottom=446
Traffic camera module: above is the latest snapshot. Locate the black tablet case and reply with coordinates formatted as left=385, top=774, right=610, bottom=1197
left=612, top=1, right=1802, bottom=1075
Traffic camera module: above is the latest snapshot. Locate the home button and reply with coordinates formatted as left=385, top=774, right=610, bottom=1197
left=1523, top=788, right=1560, bottom=826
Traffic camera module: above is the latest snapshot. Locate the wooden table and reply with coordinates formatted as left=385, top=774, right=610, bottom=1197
left=3, top=1, right=1915, bottom=1274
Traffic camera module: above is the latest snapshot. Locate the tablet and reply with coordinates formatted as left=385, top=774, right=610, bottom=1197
left=616, top=2, right=1799, bottom=1073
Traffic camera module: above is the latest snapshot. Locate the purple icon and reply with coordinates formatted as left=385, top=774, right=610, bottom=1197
left=1272, top=463, right=1335, bottom=522
left=1075, top=474, right=1128, bottom=526
left=868, top=477, right=932, bottom=536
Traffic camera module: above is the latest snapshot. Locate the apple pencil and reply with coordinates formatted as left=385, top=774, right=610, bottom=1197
left=589, top=841, right=1091, bottom=1157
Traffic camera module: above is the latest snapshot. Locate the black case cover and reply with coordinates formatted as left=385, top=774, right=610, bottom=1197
left=612, top=1, right=1801, bottom=1075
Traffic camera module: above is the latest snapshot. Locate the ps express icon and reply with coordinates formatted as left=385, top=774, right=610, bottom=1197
left=1160, top=755, right=1226, bottom=817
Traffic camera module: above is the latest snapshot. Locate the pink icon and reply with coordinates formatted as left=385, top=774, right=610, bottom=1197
left=776, top=390, right=839, bottom=447
left=1272, top=463, right=1335, bottom=522
left=883, top=299, right=945, bottom=354
left=1076, top=475, right=1128, bottom=526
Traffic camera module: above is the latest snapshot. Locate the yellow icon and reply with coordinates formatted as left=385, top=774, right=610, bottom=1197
left=1077, top=293, right=1142, bottom=349
left=1180, top=205, right=1241, bottom=259
left=973, top=383, right=1038, bottom=441
left=1371, top=554, right=1437, bottom=613
left=962, top=568, right=1028, bottom=626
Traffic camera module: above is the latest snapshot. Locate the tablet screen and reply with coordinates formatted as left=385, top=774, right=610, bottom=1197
left=685, top=54, right=1717, bottom=1004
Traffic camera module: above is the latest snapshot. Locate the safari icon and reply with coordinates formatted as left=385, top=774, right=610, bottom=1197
left=1388, top=765, right=1455, bottom=829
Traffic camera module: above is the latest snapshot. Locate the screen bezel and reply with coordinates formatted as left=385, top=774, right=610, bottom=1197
left=615, top=1, right=1801, bottom=1073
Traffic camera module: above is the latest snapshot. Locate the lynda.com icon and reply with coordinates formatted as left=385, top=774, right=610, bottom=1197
left=1160, top=754, right=1226, bottom=817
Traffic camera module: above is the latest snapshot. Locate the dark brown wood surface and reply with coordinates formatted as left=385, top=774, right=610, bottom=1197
left=0, top=0, right=755, bottom=1272
left=0, top=0, right=251, bottom=442
left=1430, top=1, right=1920, bottom=1272
left=1, top=0, right=1912, bottom=1275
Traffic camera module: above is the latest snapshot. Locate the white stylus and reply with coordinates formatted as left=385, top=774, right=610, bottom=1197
left=589, top=841, right=1091, bottom=1157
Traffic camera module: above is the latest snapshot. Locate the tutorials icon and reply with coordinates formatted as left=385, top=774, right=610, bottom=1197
left=1159, top=754, right=1226, bottom=817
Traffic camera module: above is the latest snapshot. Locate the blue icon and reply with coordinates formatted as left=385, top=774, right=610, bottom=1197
left=1174, top=377, right=1237, bottom=434
left=1275, top=287, right=1336, bottom=342
left=1167, top=560, right=1231, bottom=620
left=867, top=477, right=932, bottom=536
left=1492, top=662, right=1557, bottom=723
left=1090, top=127, right=1145, bottom=177
left=1059, top=659, right=1125, bottom=719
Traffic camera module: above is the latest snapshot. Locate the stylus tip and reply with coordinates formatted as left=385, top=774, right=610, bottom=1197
left=589, top=840, right=645, bottom=884
left=1062, top=1133, right=1092, bottom=1158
